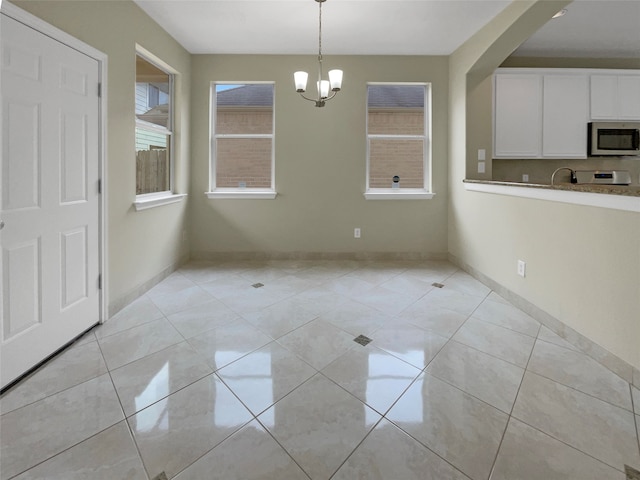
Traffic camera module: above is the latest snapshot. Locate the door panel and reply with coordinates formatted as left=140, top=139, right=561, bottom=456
left=5, top=101, right=40, bottom=210
left=3, top=240, right=41, bottom=338
left=1, top=14, right=101, bottom=389
left=60, top=111, right=88, bottom=203
left=61, top=227, right=88, bottom=309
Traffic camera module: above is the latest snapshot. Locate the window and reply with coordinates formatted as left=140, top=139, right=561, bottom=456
left=135, top=53, right=173, bottom=196
left=366, top=83, right=433, bottom=199
left=209, top=83, right=276, bottom=199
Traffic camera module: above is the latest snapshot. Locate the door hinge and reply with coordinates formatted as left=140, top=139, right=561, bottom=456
left=97, top=83, right=102, bottom=98
left=98, top=178, right=102, bottom=194
left=98, top=274, right=102, bottom=290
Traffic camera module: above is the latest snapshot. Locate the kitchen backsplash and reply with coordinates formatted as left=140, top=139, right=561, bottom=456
left=492, top=157, right=640, bottom=186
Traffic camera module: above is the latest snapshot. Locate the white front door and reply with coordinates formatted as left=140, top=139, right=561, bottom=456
left=1, top=14, right=101, bottom=389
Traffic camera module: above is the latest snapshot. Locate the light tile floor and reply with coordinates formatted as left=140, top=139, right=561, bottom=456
left=1, top=260, right=639, bottom=480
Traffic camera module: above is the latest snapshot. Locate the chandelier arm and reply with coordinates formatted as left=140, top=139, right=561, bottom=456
left=324, top=90, right=338, bottom=102
left=299, top=93, right=319, bottom=103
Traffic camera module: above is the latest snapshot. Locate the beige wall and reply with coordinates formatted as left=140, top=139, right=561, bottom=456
left=12, top=0, right=192, bottom=313
left=449, top=0, right=640, bottom=370
left=190, top=55, right=449, bottom=257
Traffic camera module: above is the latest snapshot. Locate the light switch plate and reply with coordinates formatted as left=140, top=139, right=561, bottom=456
left=478, top=162, right=485, bottom=174
left=517, top=260, right=526, bottom=278
left=478, top=149, right=486, bottom=161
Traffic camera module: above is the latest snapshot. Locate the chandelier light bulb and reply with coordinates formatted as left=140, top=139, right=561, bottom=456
left=318, top=80, right=330, bottom=99
left=328, top=69, right=343, bottom=91
left=294, top=71, right=308, bottom=92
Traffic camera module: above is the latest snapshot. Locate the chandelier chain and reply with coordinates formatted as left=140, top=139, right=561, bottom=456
left=318, top=0, right=323, bottom=60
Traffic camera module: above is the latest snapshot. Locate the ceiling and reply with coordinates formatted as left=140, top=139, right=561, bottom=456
left=513, top=0, right=640, bottom=58
left=133, top=0, right=640, bottom=58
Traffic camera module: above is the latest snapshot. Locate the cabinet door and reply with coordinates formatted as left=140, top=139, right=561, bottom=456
left=543, top=75, right=588, bottom=158
left=494, top=74, right=542, bottom=158
left=618, top=76, right=640, bottom=119
left=590, top=75, right=617, bottom=119
left=591, top=74, right=640, bottom=120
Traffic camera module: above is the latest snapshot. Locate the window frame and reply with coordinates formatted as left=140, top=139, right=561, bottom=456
left=207, top=81, right=277, bottom=200
left=134, top=46, right=185, bottom=210
left=365, top=82, right=434, bottom=200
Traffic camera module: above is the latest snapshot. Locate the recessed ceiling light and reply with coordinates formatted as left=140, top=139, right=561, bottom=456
left=552, top=9, right=567, bottom=19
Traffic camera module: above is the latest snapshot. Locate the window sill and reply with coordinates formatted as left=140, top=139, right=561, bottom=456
left=134, top=193, right=187, bottom=211
left=206, top=190, right=277, bottom=200
left=364, top=190, right=435, bottom=200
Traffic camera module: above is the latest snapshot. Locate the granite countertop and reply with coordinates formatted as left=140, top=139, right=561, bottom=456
left=463, top=179, right=640, bottom=197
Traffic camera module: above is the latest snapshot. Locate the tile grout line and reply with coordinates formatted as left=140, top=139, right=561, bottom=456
left=325, top=415, right=387, bottom=479
left=99, top=319, right=186, bottom=373
left=380, top=407, right=478, bottom=480
left=315, top=273, right=487, bottom=428
left=94, top=333, right=153, bottom=480
left=215, top=357, right=317, bottom=418
left=95, top=297, right=165, bottom=341
left=491, top=332, right=633, bottom=476
left=506, top=410, right=632, bottom=474
left=112, top=307, right=280, bottom=475
left=169, top=411, right=256, bottom=480
left=239, top=369, right=339, bottom=478
left=3, top=422, right=129, bottom=479
left=3, top=337, right=153, bottom=479
left=522, top=366, right=635, bottom=414
left=486, top=324, right=541, bottom=480
left=0, top=339, right=105, bottom=416
left=252, top=416, right=313, bottom=480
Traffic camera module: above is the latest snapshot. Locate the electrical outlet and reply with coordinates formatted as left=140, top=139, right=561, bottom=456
left=478, top=162, right=485, bottom=174
left=354, top=228, right=361, bottom=239
left=517, top=260, right=526, bottom=278
left=522, top=174, right=529, bottom=183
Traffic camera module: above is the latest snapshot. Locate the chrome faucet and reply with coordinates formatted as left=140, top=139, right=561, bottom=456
left=551, top=167, right=577, bottom=185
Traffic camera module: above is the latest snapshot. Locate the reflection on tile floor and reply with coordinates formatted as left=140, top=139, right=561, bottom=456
left=1, top=260, right=638, bottom=479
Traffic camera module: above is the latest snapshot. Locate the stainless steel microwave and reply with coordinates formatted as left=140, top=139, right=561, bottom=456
left=588, top=122, right=640, bottom=156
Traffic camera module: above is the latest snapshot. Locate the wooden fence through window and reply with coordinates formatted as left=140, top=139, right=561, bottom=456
left=136, top=149, right=169, bottom=194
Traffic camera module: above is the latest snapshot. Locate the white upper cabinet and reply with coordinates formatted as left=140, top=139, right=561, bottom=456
left=493, top=70, right=588, bottom=159
left=493, top=73, right=542, bottom=158
left=494, top=68, right=640, bottom=159
left=542, top=75, right=589, bottom=158
left=590, top=74, right=640, bottom=120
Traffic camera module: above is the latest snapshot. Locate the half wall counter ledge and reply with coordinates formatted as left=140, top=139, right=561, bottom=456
left=463, top=179, right=640, bottom=213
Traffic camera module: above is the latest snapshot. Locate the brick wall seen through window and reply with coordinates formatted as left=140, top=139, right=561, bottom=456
left=212, top=84, right=274, bottom=191
left=367, top=84, right=430, bottom=191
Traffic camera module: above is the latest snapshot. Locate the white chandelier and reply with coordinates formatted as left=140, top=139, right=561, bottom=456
left=294, top=0, right=343, bottom=107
